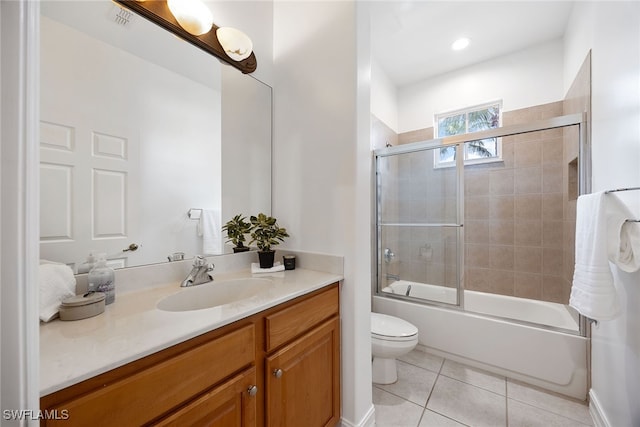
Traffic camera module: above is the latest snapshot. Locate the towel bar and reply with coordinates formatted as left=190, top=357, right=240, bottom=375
left=605, top=186, right=640, bottom=193
left=604, top=187, right=640, bottom=222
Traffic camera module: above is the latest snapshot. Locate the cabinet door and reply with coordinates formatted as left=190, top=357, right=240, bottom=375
left=266, top=318, right=340, bottom=427
left=153, top=367, right=257, bottom=427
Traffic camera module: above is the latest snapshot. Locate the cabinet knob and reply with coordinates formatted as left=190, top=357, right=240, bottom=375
left=247, top=385, right=258, bottom=396
left=272, top=368, right=283, bottom=378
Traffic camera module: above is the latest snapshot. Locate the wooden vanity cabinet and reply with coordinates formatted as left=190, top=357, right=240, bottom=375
left=264, top=284, right=341, bottom=427
left=41, top=283, right=340, bottom=427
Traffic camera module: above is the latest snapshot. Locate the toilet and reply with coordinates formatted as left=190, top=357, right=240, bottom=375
left=371, top=312, right=419, bottom=384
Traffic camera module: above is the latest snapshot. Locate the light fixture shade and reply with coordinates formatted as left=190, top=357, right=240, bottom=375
left=167, top=0, right=213, bottom=36
left=216, top=27, right=253, bottom=61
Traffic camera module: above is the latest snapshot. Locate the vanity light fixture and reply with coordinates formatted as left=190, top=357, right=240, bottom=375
left=451, top=37, right=470, bottom=51
left=166, top=0, right=213, bottom=36
left=114, top=0, right=257, bottom=74
left=217, top=27, right=253, bottom=62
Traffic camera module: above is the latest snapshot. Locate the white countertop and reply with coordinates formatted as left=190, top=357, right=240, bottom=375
left=40, top=267, right=342, bottom=396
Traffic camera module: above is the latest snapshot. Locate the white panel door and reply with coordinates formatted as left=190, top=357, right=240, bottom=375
left=39, top=120, right=140, bottom=271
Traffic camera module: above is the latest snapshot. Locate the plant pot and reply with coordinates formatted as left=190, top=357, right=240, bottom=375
left=258, top=250, right=275, bottom=269
left=233, top=246, right=250, bottom=253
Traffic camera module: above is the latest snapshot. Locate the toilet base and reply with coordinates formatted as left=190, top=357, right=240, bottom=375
left=372, top=356, right=398, bottom=384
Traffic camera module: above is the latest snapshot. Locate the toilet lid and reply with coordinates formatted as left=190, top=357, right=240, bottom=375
left=371, top=312, right=418, bottom=339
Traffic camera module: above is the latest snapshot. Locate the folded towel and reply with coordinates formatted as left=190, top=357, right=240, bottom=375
left=200, top=209, right=222, bottom=255
left=39, top=263, right=76, bottom=322
left=570, top=192, right=618, bottom=320
left=251, top=262, right=285, bottom=274
left=607, top=194, right=640, bottom=273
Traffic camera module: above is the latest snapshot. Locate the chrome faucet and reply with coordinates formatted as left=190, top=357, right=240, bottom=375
left=181, top=255, right=214, bottom=287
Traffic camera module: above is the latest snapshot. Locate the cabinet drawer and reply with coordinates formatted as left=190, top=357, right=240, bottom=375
left=45, top=324, right=255, bottom=426
left=265, top=284, right=338, bottom=352
left=153, top=367, right=257, bottom=427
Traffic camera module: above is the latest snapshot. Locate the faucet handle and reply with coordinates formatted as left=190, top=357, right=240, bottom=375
left=193, top=255, right=206, bottom=267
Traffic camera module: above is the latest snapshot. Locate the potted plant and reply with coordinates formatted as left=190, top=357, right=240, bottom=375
left=249, top=213, right=289, bottom=268
left=222, top=214, right=252, bottom=253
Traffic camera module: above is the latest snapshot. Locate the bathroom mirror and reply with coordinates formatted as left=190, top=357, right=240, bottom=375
left=39, top=1, right=271, bottom=271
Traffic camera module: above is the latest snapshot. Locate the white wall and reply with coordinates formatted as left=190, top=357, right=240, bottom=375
left=272, top=1, right=374, bottom=425
left=371, top=59, right=398, bottom=133
left=564, top=2, right=640, bottom=427
left=397, top=39, right=565, bottom=133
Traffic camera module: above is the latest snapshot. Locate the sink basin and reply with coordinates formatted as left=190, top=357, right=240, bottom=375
left=157, top=278, right=272, bottom=312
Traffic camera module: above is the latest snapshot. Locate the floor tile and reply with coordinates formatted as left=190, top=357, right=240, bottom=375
left=508, top=399, right=593, bottom=427
left=440, top=359, right=506, bottom=395
left=507, top=379, right=592, bottom=425
left=398, top=346, right=445, bottom=373
left=373, top=387, right=424, bottom=427
left=376, top=360, right=438, bottom=406
left=419, top=409, right=468, bottom=427
left=427, top=375, right=507, bottom=427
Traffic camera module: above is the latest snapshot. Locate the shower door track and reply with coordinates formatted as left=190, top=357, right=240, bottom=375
left=374, top=112, right=589, bottom=337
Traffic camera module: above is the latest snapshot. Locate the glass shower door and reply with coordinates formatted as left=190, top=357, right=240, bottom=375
left=376, top=142, right=463, bottom=307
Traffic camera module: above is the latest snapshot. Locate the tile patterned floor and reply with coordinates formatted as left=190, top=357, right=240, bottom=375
left=373, top=346, right=593, bottom=427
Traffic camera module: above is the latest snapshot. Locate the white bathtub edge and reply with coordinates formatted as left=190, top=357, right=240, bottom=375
left=373, top=296, right=588, bottom=400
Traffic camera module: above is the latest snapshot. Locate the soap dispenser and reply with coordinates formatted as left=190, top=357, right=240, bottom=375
left=88, top=253, right=115, bottom=305
left=77, top=251, right=97, bottom=274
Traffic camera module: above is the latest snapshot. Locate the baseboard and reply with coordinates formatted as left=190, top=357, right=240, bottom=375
left=589, top=389, right=610, bottom=427
left=341, top=404, right=376, bottom=427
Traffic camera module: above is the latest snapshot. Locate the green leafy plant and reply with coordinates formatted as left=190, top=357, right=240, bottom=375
left=249, top=213, right=289, bottom=252
left=222, top=214, right=252, bottom=249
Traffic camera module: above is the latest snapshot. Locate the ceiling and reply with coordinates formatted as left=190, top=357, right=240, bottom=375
left=370, top=1, right=576, bottom=87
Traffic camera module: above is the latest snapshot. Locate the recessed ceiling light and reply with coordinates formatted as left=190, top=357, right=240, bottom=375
left=451, top=37, right=470, bottom=51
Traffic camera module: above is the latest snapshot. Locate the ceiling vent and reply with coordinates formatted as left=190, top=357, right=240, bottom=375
left=111, top=5, right=135, bottom=27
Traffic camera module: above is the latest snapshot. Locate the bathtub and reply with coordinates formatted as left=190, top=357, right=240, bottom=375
left=373, top=280, right=588, bottom=400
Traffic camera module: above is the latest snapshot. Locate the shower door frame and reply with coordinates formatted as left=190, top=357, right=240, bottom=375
left=373, top=112, right=589, bottom=337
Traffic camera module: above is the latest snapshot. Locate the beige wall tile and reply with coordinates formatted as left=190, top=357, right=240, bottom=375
left=515, top=220, right=542, bottom=246
left=515, top=166, right=542, bottom=194
left=490, top=220, right=515, bottom=245
left=514, top=246, right=542, bottom=273
left=490, top=195, right=514, bottom=220
left=542, top=165, right=563, bottom=193
left=489, top=169, right=514, bottom=195
left=542, top=275, right=565, bottom=303
left=515, top=194, right=542, bottom=220
left=514, top=272, right=542, bottom=299
left=465, top=169, right=490, bottom=196
left=515, top=140, right=542, bottom=167
left=542, top=220, right=563, bottom=248
left=466, top=244, right=490, bottom=268
left=542, top=248, right=564, bottom=276
left=487, top=269, right=515, bottom=295
left=542, top=138, right=564, bottom=166
left=465, top=196, right=490, bottom=220
left=399, top=127, right=434, bottom=145
left=465, top=220, right=489, bottom=244
left=542, top=193, right=564, bottom=220
left=490, top=245, right=515, bottom=270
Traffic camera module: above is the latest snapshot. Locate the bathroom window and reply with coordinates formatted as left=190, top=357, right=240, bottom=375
left=434, top=101, right=503, bottom=168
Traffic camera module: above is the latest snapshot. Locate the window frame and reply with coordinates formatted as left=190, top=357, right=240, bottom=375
left=433, top=101, right=503, bottom=168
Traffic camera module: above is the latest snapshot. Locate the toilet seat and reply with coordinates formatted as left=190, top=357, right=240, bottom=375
left=371, top=312, right=418, bottom=341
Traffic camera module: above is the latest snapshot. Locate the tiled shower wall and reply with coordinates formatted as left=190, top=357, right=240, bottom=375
left=376, top=54, right=590, bottom=305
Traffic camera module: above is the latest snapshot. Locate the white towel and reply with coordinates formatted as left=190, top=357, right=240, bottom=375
left=251, top=262, right=285, bottom=274
left=39, top=263, right=76, bottom=322
left=200, top=209, right=222, bottom=255
left=607, top=194, right=640, bottom=273
left=569, top=191, right=637, bottom=321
